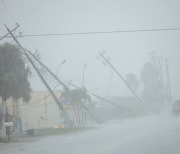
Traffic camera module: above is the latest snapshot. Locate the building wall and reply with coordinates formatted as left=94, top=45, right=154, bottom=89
left=1, top=91, right=90, bottom=131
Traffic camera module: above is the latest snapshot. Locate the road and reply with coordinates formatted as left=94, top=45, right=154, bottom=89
left=0, top=112, right=180, bottom=154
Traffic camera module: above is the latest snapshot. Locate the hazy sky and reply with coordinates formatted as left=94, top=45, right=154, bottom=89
left=0, top=0, right=180, bottom=99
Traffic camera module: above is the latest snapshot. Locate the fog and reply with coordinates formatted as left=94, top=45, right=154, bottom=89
left=0, top=0, right=180, bottom=98
left=1, top=0, right=180, bottom=153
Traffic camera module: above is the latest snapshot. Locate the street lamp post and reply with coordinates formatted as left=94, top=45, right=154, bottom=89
left=56, top=59, right=67, bottom=75
left=82, top=63, right=87, bottom=87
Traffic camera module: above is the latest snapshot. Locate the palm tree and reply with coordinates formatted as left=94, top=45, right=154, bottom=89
left=60, top=87, right=91, bottom=126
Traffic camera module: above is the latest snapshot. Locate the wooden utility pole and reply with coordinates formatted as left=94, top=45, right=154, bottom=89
left=157, top=56, right=164, bottom=86
left=6, top=25, right=64, bottom=112
left=0, top=23, right=19, bottom=41
left=25, top=48, right=125, bottom=114
left=82, top=63, right=87, bottom=87
left=25, top=50, right=101, bottom=124
left=28, top=49, right=123, bottom=110
left=26, top=49, right=69, bottom=92
left=149, top=51, right=160, bottom=83
left=165, top=59, right=172, bottom=98
left=157, top=56, right=165, bottom=96
left=149, top=51, right=158, bottom=73
left=99, top=52, right=142, bottom=104
left=149, top=51, right=164, bottom=98
left=27, top=49, right=129, bottom=123
left=56, top=59, right=66, bottom=75
left=5, top=25, right=101, bottom=124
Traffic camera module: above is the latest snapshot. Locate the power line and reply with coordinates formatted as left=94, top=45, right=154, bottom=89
left=0, top=0, right=17, bottom=23
left=43, top=73, right=59, bottom=87
left=0, top=0, right=38, bottom=49
left=30, top=59, right=59, bottom=86
left=1, top=27, right=180, bottom=39
left=24, top=86, right=61, bottom=107
left=7, top=89, right=62, bottom=109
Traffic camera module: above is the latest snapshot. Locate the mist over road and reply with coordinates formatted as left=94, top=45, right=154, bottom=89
left=1, top=112, right=180, bottom=154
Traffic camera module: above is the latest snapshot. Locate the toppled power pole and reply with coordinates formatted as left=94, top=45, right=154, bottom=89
left=5, top=25, right=125, bottom=124
left=99, top=52, right=142, bottom=104
left=25, top=49, right=123, bottom=122
left=25, top=49, right=69, bottom=92
left=5, top=25, right=64, bottom=111
left=7, top=30, right=99, bottom=123
left=25, top=50, right=100, bottom=124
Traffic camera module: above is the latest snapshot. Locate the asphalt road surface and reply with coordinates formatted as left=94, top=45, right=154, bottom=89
left=1, top=112, right=180, bottom=154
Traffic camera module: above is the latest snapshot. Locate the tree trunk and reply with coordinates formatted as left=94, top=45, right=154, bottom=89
left=0, top=97, right=7, bottom=138
left=15, top=99, right=22, bottom=135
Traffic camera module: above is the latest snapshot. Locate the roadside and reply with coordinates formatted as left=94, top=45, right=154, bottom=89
left=1, top=112, right=179, bottom=154
left=0, top=127, right=96, bottom=143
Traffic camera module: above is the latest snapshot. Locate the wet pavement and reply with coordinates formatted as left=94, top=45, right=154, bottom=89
left=0, top=112, right=180, bottom=154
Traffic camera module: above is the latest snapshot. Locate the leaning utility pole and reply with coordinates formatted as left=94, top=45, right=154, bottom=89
left=16, top=41, right=101, bottom=123
left=149, top=52, right=165, bottom=87
left=157, top=56, right=164, bottom=86
left=21, top=48, right=101, bottom=124
left=26, top=48, right=124, bottom=122
left=27, top=48, right=126, bottom=110
left=149, top=51, right=158, bottom=74
left=6, top=25, right=64, bottom=112
left=149, top=51, right=160, bottom=83
left=27, top=49, right=130, bottom=122
left=5, top=27, right=126, bottom=124
left=99, top=52, right=142, bottom=104
left=26, top=49, right=69, bottom=92
left=21, top=43, right=126, bottom=115
left=149, top=51, right=164, bottom=98
left=157, top=56, right=165, bottom=95
left=82, top=63, right=87, bottom=87
left=165, top=59, right=172, bottom=98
